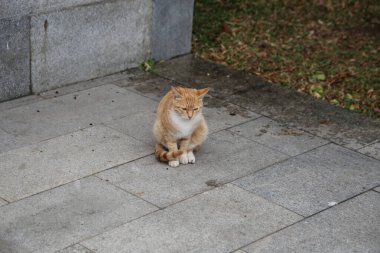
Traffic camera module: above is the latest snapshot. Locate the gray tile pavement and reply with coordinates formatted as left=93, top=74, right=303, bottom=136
left=55, top=244, right=94, bottom=253
left=0, top=128, right=31, bottom=154
left=81, top=184, right=302, bottom=253
left=0, top=125, right=151, bottom=202
left=234, top=144, right=380, bottom=216
left=0, top=95, right=44, bottom=111
left=229, top=117, right=329, bottom=156
left=1, top=56, right=379, bottom=253
left=0, top=198, right=8, bottom=207
left=97, top=130, right=288, bottom=207
left=358, top=141, right=380, bottom=160
left=0, top=176, right=157, bottom=253
left=243, top=191, right=380, bottom=253
left=0, top=84, right=157, bottom=143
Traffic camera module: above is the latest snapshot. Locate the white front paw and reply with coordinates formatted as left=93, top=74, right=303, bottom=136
left=169, top=160, right=180, bottom=167
left=187, top=151, right=195, bottom=164
left=179, top=153, right=189, bottom=164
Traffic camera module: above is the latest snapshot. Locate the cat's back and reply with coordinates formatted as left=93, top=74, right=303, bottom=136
left=156, top=90, right=173, bottom=114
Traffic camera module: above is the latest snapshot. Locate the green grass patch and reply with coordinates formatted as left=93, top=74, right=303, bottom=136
left=192, top=0, right=380, bottom=118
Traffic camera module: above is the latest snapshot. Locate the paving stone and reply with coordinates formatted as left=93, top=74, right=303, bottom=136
left=204, top=107, right=258, bottom=133
left=243, top=191, right=380, bottom=253
left=30, top=0, right=151, bottom=93
left=234, top=144, right=380, bottom=216
left=82, top=184, right=302, bottom=253
left=117, top=68, right=160, bottom=86
left=39, top=71, right=132, bottom=99
left=0, top=176, right=157, bottom=253
left=0, top=16, right=30, bottom=101
left=0, top=95, right=44, bottom=111
left=0, top=198, right=8, bottom=207
left=0, top=125, right=151, bottom=202
left=56, top=244, right=94, bottom=253
left=0, top=128, right=31, bottom=154
left=155, top=54, right=235, bottom=85
left=97, top=130, right=288, bottom=207
left=358, top=142, right=380, bottom=161
left=374, top=187, right=380, bottom=193
left=113, top=75, right=177, bottom=101
left=105, top=111, right=156, bottom=146
left=154, top=55, right=252, bottom=99
left=228, top=92, right=380, bottom=150
left=203, top=97, right=261, bottom=133
left=229, top=117, right=329, bottom=156
left=233, top=250, right=248, bottom=253
left=0, top=85, right=157, bottom=143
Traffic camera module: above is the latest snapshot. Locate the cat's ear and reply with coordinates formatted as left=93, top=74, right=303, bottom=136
left=197, top=88, right=209, bottom=99
left=171, top=86, right=182, bottom=99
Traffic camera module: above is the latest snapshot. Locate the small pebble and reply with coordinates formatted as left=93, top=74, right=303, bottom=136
left=206, top=179, right=221, bottom=187
left=229, top=111, right=236, bottom=116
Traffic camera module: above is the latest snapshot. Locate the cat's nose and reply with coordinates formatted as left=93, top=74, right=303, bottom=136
left=188, top=112, right=193, bottom=119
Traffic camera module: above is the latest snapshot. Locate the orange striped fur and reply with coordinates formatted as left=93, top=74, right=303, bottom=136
left=154, top=144, right=183, bottom=161
left=154, top=86, right=209, bottom=167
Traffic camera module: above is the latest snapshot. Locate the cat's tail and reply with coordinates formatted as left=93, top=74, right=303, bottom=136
left=155, top=144, right=183, bottom=161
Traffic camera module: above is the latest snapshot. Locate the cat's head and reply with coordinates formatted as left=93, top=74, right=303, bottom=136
left=171, top=86, right=209, bottom=120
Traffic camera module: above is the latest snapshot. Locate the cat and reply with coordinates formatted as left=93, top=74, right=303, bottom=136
left=154, top=86, right=209, bottom=167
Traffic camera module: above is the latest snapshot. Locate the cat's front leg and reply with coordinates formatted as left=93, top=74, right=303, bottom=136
left=179, top=153, right=188, bottom=164
left=179, top=138, right=190, bottom=164
left=169, top=160, right=180, bottom=167
left=187, top=150, right=195, bottom=163
left=167, top=141, right=180, bottom=167
left=188, top=119, right=208, bottom=164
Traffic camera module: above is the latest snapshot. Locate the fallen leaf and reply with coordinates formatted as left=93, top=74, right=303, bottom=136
left=320, top=119, right=332, bottom=125
left=312, top=72, right=326, bottom=81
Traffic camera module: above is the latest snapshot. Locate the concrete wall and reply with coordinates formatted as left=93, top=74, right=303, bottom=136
left=0, top=0, right=194, bottom=101
left=152, top=0, right=194, bottom=60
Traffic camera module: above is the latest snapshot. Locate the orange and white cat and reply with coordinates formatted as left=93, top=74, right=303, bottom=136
left=154, top=86, right=209, bottom=167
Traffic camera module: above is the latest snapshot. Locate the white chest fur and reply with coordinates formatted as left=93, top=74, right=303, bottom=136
left=170, top=110, right=202, bottom=139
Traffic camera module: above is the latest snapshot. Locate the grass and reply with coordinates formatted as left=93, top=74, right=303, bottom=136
left=192, top=0, right=380, bottom=118
left=140, top=59, right=156, bottom=73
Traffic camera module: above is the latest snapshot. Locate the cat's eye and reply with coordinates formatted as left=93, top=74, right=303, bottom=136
left=194, top=108, right=199, bottom=111
left=182, top=108, right=187, bottom=110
